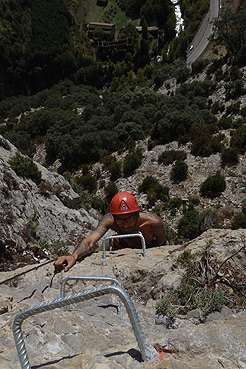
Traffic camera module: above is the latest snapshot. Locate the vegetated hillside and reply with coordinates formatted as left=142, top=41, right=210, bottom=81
left=1, top=59, right=246, bottom=247
left=0, top=0, right=212, bottom=99
left=0, top=1, right=246, bottom=247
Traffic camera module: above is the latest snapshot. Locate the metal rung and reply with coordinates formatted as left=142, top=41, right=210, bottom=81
left=13, top=285, right=154, bottom=369
left=60, top=276, right=123, bottom=314
left=102, top=231, right=147, bottom=259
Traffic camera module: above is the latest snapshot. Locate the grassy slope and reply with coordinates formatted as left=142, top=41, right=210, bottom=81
left=66, top=0, right=137, bottom=30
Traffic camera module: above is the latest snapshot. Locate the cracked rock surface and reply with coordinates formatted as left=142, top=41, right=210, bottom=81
left=1, top=235, right=246, bottom=369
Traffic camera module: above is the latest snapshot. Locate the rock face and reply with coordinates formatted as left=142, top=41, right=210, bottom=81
left=0, top=230, right=246, bottom=369
left=0, top=135, right=98, bottom=266
left=0, top=136, right=246, bottom=368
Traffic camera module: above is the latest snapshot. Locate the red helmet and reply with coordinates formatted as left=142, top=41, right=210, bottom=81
left=110, top=192, right=140, bottom=215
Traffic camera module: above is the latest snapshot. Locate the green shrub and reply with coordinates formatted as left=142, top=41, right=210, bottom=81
left=169, top=197, right=183, bottom=212
left=188, top=194, right=200, bottom=205
left=38, top=180, right=52, bottom=195
left=221, top=147, right=239, bottom=167
left=231, top=213, right=246, bottom=229
left=217, top=115, right=233, bottom=129
left=170, top=160, right=188, bottom=182
left=8, top=152, right=42, bottom=184
left=40, top=240, right=68, bottom=257
left=80, top=175, right=97, bottom=193
left=241, top=106, right=246, bottom=117
left=225, top=101, right=241, bottom=114
left=180, top=276, right=225, bottom=313
left=158, top=150, right=187, bottom=165
left=91, top=197, right=107, bottom=213
left=138, top=175, right=169, bottom=205
left=147, top=139, right=158, bottom=151
left=72, top=174, right=97, bottom=194
left=155, top=297, right=176, bottom=317
left=104, top=182, right=118, bottom=203
left=146, top=188, right=157, bottom=206
left=191, top=59, right=209, bottom=75
left=200, top=172, right=226, bottom=198
left=230, top=126, right=246, bottom=154
left=102, top=155, right=117, bottom=170
left=3, top=131, right=35, bottom=156
left=178, top=204, right=200, bottom=240
left=123, top=148, right=142, bottom=176
left=232, top=118, right=245, bottom=129
left=109, top=161, right=122, bottom=180
left=177, top=249, right=194, bottom=267
left=191, top=130, right=224, bottom=157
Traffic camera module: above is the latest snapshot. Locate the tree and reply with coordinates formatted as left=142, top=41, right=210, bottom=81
left=123, top=148, right=142, bottom=176
left=109, top=161, right=122, bottom=180
left=231, top=213, right=246, bottom=230
left=221, top=147, right=239, bottom=167
left=214, top=3, right=246, bottom=56
left=93, top=28, right=106, bottom=41
left=230, top=126, right=246, bottom=155
left=200, top=172, right=226, bottom=198
left=170, top=160, right=188, bottom=182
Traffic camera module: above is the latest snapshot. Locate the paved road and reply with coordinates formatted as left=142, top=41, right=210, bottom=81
left=186, top=0, right=219, bottom=64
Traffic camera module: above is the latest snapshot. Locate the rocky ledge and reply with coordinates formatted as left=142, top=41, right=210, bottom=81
left=0, top=229, right=245, bottom=369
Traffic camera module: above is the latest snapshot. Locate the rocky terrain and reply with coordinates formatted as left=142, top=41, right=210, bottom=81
left=0, top=229, right=246, bottom=368
left=88, top=63, right=246, bottom=232
left=0, top=135, right=99, bottom=271
left=1, top=60, right=246, bottom=368
left=0, top=135, right=246, bottom=368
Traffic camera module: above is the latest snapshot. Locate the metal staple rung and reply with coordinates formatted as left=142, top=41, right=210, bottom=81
left=60, top=276, right=123, bottom=314
left=102, top=231, right=147, bottom=259
left=13, top=285, right=153, bottom=369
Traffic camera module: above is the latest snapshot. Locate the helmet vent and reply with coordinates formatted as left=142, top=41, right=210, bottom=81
left=119, top=200, right=130, bottom=212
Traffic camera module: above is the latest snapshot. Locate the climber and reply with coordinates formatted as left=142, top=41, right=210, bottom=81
left=53, top=191, right=167, bottom=273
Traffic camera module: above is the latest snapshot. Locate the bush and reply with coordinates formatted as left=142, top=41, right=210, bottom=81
left=178, top=204, right=200, bottom=240
left=147, top=139, right=158, bottom=151
left=155, top=297, right=175, bottom=317
left=109, top=161, right=122, bottom=180
left=231, top=213, right=246, bottom=229
left=158, top=150, right=187, bottom=165
left=200, top=172, right=226, bottom=198
left=146, top=188, right=157, bottom=206
left=40, top=240, right=69, bottom=258
left=3, top=131, right=35, bottom=156
left=217, top=115, right=233, bottom=129
left=169, top=197, right=183, bottom=216
left=170, top=160, right=188, bottom=182
left=123, top=148, right=142, bottom=176
left=230, top=126, right=246, bottom=154
left=191, top=129, right=224, bottom=157
left=221, top=147, right=239, bottom=167
left=104, top=182, right=118, bottom=203
left=102, top=155, right=117, bottom=170
left=79, top=175, right=97, bottom=193
left=8, top=152, right=42, bottom=184
left=91, top=197, right=107, bottom=213
left=138, top=175, right=169, bottom=205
